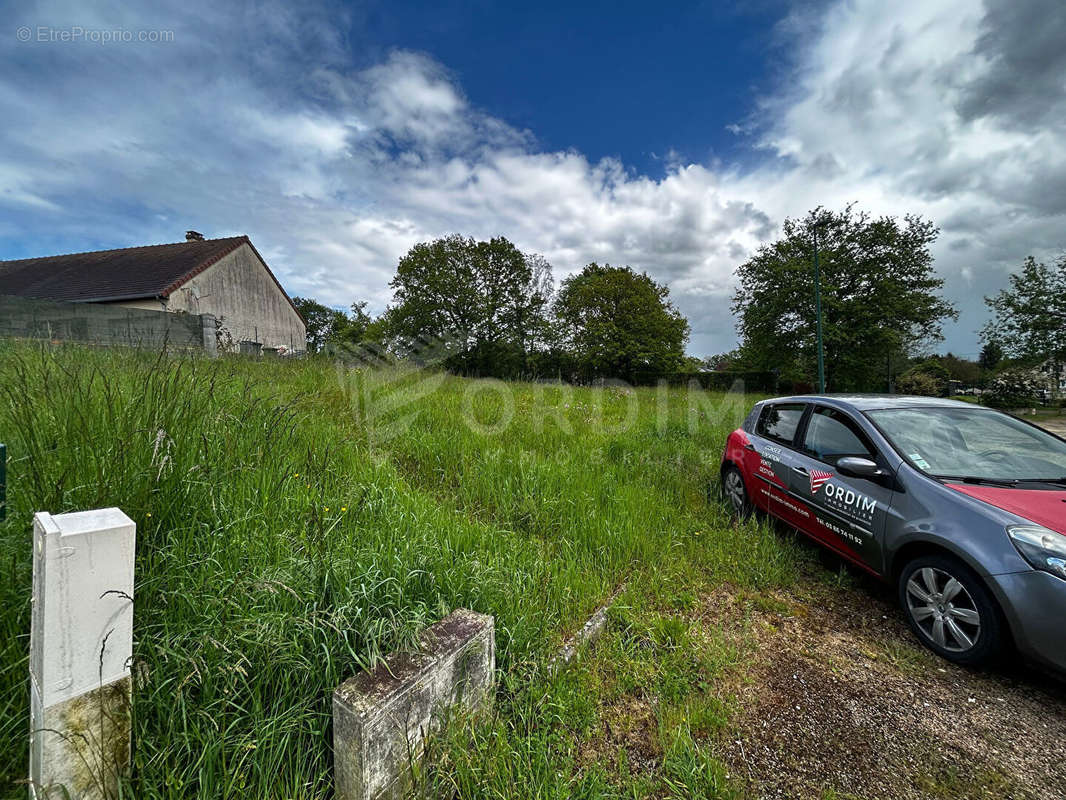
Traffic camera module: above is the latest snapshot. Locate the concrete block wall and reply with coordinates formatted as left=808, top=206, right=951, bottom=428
left=0, top=294, right=213, bottom=352
left=333, top=609, right=495, bottom=800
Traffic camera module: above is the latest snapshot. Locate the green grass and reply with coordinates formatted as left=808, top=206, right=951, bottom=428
left=0, top=342, right=798, bottom=798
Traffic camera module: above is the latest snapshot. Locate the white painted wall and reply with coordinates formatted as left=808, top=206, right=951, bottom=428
left=113, top=242, right=307, bottom=351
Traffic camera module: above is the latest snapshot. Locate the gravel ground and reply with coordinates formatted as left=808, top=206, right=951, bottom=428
left=705, top=566, right=1066, bottom=800
left=1035, top=415, right=1066, bottom=437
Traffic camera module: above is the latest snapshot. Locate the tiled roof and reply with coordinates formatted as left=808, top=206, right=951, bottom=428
left=0, top=236, right=249, bottom=303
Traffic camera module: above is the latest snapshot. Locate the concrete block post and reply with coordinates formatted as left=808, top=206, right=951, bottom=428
left=29, top=508, right=136, bottom=800
left=200, top=313, right=218, bottom=357
left=333, top=609, right=495, bottom=800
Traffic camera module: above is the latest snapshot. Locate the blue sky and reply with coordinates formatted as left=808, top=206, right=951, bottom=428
left=355, top=0, right=787, bottom=174
left=2, top=0, right=1065, bottom=359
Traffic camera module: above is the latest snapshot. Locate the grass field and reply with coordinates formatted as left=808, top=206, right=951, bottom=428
left=0, top=343, right=807, bottom=799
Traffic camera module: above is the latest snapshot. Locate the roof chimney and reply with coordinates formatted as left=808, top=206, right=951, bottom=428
left=185, top=230, right=205, bottom=241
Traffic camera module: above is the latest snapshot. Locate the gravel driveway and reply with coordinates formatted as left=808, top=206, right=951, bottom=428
left=705, top=562, right=1066, bottom=800
left=1035, top=415, right=1066, bottom=438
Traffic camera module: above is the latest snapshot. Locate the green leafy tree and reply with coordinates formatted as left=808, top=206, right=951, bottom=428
left=292, top=297, right=376, bottom=354
left=704, top=350, right=743, bottom=371
left=931, top=352, right=980, bottom=386
left=982, top=255, right=1066, bottom=367
left=331, top=302, right=372, bottom=348
left=979, top=340, right=1004, bottom=372
left=897, top=358, right=951, bottom=396
left=291, top=297, right=349, bottom=354
left=553, top=263, right=690, bottom=382
left=983, top=368, right=1045, bottom=409
left=732, top=205, right=957, bottom=391
left=386, top=235, right=553, bottom=377
left=895, top=370, right=944, bottom=397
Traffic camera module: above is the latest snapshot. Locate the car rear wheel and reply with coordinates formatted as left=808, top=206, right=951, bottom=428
left=722, top=465, right=752, bottom=519
left=898, top=554, right=1004, bottom=666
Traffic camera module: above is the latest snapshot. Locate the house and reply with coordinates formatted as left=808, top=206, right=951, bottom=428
left=0, top=232, right=306, bottom=352
left=1038, top=358, right=1065, bottom=399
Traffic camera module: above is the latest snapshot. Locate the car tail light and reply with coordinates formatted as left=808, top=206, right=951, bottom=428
left=1008, top=525, right=1066, bottom=581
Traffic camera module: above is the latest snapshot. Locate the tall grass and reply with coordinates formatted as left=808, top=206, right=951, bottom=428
left=0, top=342, right=793, bottom=798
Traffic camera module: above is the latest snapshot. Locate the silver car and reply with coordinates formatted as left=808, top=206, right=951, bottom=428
left=721, top=395, right=1066, bottom=670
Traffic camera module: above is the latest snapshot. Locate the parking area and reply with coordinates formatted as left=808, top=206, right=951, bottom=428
left=706, top=562, right=1066, bottom=800
left=1035, top=415, right=1066, bottom=438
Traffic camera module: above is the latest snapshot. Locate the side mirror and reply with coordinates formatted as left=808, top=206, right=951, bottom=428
left=837, top=456, right=883, bottom=479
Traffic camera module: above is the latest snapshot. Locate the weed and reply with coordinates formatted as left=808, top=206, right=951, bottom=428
left=0, top=343, right=779, bottom=798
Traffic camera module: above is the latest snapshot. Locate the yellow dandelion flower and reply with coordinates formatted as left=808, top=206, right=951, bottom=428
left=325, top=507, right=330, bottom=512
left=341, top=507, right=347, bottom=512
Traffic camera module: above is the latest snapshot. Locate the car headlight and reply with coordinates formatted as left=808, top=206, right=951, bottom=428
left=1008, top=525, right=1066, bottom=580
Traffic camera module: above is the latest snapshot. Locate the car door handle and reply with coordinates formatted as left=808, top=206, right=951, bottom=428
left=743, top=443, right=756, bottom=451
left=792, top=466, right=808, bottom=475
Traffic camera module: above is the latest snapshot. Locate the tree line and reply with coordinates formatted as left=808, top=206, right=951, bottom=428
left=722, top=203, right=1062, bottom=404
left=293, top=234, right=690, bottom=383
left=296, top=207, right=1062, bottom=400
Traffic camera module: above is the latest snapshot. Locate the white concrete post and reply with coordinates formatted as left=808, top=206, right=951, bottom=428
left=29, top=508, right=135, bottom=800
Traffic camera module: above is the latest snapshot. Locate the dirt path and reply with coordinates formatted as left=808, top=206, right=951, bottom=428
left=704, top=569, right=1066, bottom=800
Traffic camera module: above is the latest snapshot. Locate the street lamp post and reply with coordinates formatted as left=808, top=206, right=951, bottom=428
left=813, top=222, right=826, bottom=394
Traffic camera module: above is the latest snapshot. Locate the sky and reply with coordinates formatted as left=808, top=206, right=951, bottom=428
left=2, top=0, right=1064, bottom=359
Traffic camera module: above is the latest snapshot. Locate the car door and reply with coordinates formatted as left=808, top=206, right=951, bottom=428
left=745, top=402, right=816, bottom=531
left=788, top=405, right=896, bottom=572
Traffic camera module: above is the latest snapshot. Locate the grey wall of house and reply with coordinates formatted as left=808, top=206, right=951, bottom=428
left=0, top=294, right=210, bottom=350
left=149, top=243, right=306, bottom=352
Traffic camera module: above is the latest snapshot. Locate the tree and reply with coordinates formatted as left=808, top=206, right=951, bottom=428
left=553, top=263, right=690, bottom=382
left=982, top=255, right=1066, bottom=367
left=895, top=370, right=944, bottom=397
left=386, top=235, right=553, bottom=377
left=291, top=297, right=376, bottom=354
left=732, top=205, right=957, bottom=392
left=983, top=368, right=1045, bottom=409
left=897, top=358, right=951, bottom=396
left=292, top=296, right=350, bottom=354
left=933, top=352, right=980, bottom=386
left=332, top=302, right=373, bottom=349
left=979, top=340, right=1004, bottom=372
left=520, top=252, right=555, bottom=355
left=704, top=350, right=742, bottom=371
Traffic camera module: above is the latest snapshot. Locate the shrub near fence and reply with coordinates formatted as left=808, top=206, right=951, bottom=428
left=0, top=294, right=217, bottom=354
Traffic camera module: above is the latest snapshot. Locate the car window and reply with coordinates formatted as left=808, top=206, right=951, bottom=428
left=803, top=407, right=876, bottom=465
left=756, top=403, right=805, bottom=445
left=867, top=407, right=1066, bottom=481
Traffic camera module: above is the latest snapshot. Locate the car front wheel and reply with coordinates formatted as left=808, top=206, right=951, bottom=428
left=898, top=554, right=1004, bottom=666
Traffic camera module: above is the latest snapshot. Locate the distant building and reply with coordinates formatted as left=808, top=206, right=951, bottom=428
left=1038, top=359, right=1065, bottom=398
left=0, top=232, right=306, bottom=352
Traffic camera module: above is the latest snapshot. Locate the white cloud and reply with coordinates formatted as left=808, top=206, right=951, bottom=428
left=1, top=0, right=1064, bottom=357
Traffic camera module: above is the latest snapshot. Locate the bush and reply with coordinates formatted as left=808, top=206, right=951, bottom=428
left=897, top=358, right=951, bottom=396
left=896, top=370, right=944, bottom=397
left=983, top=368, right=1044, bottom=409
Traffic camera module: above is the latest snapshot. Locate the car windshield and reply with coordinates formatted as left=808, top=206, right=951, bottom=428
left=866, top=407, right=1066, bottom=483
